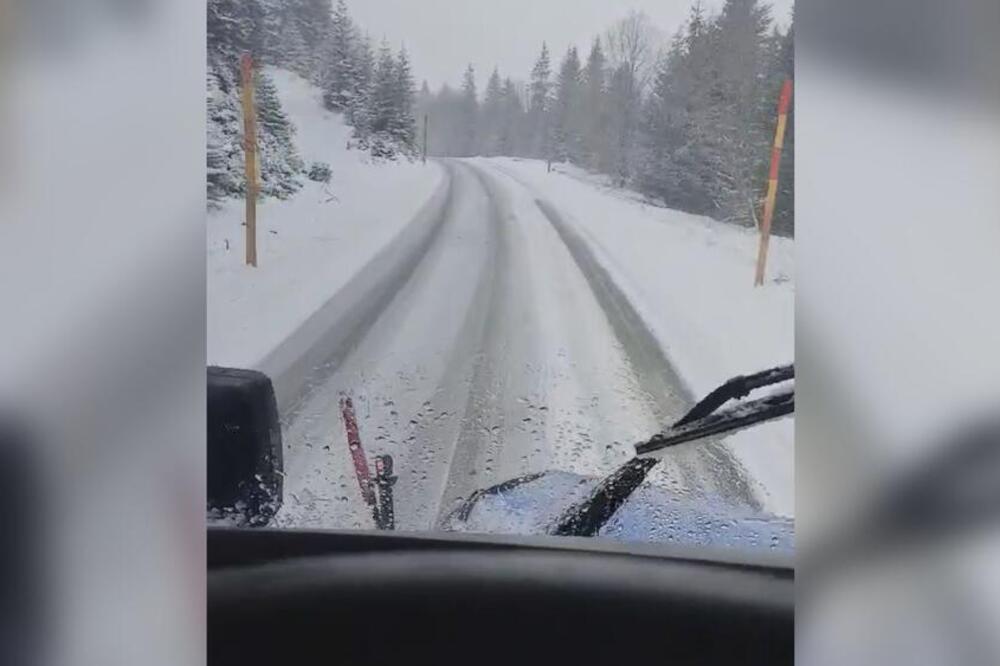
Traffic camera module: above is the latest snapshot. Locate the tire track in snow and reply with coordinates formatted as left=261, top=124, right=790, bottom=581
left=478, top=161, right=761, bottom=511
left=274, top=160, right=499, bottom=530
left=262, top=165, right=455, bottom=418
left=432, top=162, right=547, bottom=524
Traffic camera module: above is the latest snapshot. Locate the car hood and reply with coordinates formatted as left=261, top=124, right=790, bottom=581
left=441, top=470, right=794, bottom=555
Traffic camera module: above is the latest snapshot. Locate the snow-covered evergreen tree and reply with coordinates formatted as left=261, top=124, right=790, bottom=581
left=497, top=77, right=524, bottom=156
left=207, top=69, right=245, bottom=205
left=349, top=34, right=376, bottom=135
left=391, top=47, right=417, bottom=150
left=300, top=0, right=335, bottom=81
left=207, top=0, right=305, bottom=206
left=582, top=37, right=608, bottom=170
left=553, top=46, right=583, bottom=163
left=363, top=40, right=403, bottom=157
left=322, top=0, right=359, bottom=111
left=528, top=43, right=552, bottom=158
left=769, top=12, right=793, bottom=236
left=459, top=64, right=479, bottom=156
left=276, top=17, right=311, bottom=73
left=480, top=67, right=505, bottom=156
left=370, top=41, right=397, bottom=133
left=705, top=0, right=774, bottom=225
left=255, top=70, right=304, bottom=199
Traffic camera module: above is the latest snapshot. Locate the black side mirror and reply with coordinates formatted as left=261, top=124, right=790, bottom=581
left=207, top=367, right=282, bottom=526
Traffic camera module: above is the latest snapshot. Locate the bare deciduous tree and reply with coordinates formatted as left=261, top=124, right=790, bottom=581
left=604, top=10, right=662, bottom=94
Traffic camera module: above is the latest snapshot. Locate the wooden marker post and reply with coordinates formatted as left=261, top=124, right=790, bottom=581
left=240, top=53, right=259, bottom=267
left=754, top=79, right=793, bottom=287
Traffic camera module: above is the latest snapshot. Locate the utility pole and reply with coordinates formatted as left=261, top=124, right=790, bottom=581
left=422, top=114, right=428, bottom=164
left=754, top=79, right=793, bottom=286
left=240, top=53, right=258, bottom=267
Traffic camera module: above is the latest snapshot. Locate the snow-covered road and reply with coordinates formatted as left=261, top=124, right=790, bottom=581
left=274, top=159, right=761, bottom=531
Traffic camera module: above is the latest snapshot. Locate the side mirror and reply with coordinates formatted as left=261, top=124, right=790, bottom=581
left=207, top=367, right=282, bottom=526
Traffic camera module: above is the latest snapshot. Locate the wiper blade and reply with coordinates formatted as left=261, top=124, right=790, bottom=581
left=549, top=365, right=795, bottom=537
left=636, top=389, right=794, bottom=455
left=673, top=365, right=793, bottom=428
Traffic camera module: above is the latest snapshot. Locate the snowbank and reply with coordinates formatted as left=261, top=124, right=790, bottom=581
left=208, top=68, right=444, bottom=368
left=477, top=157, right=795, bottom=517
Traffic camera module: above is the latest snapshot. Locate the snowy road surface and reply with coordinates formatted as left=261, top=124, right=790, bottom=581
left=274, top=159, right=762, bottom=531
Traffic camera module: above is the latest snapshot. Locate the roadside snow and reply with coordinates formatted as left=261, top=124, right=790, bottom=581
left=476, top=157, right=795, bottom=517
left=207, top=68, right=443, bottom=368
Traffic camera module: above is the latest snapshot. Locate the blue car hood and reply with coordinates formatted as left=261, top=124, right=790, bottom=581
left=442, top=470, right=794, bottom=556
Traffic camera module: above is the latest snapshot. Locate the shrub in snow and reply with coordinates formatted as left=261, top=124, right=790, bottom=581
left=367, top=133, right=399, bottom=161
left=307, top=162, right=332, bottom=183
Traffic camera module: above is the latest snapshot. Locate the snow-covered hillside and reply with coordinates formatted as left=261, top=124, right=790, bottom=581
left=207, top=68, right=443, bottom=368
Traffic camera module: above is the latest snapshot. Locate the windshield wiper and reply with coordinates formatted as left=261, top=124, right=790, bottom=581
left=549, top=364, right=794, bottom=537
left=550, top=457, right=659, bottom=536
left=672, top=365, right=793, bottom=428
left=635, top=388, right=793, bottom=455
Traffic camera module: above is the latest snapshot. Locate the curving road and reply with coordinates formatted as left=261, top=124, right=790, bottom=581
left=273, top=159, right=758, bottom=531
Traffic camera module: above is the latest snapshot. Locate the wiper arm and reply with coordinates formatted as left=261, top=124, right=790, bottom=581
left=549, top=365, right=794, bottom=537
left=550, top=458, right=659, bottom=537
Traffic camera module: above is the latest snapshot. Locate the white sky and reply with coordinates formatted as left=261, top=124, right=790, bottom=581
left=348, top=0, right=795, bottom=90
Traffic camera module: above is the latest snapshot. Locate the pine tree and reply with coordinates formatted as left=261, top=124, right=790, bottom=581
left=370, top=40, right=397, bottom=135
left=322, top=0, right=359, bottom=111
left=770, top=15, right=793, bottom=236
left=582, top=37, right=608, bottom=170
left=606, top=62, right=640, bottom=184
left=208, top=0, right=255, bottom=66
left=706, top=0, right=774, bottom=224
left=553, top=46, right=583, bottom=163
left=676, top=1, right=721, bottom=214
left=277, top=17, right=311, bottom=74
left=255, top=70, right=304, bottom=199
left=207, top=0, right=304, bottom=206
left=300, top=0, right=335, bottom=80
left=459, top=64, right=479, bottom=156
left=258, top=0, right=330, bottom=80
left=392, top=46, right=417, bottom=149
left=498, top=77, right=522, bottom=156
left=258, top=0, right=285, bottom=65
left=350, top=34, right=376, bottom=135
left=630, top=3, right=723, bottom=215
left=529, top=43, right=552, bottom=114
left=481, top=67, right=505, bottom=156
left=528, top=43, right=552, bottom=158
left=207, top=69, right=245, bottom=204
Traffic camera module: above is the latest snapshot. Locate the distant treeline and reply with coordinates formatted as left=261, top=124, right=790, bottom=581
left=418, top=2, right=794, bottom=234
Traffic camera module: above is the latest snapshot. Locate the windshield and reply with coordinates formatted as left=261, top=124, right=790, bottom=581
left=207, top=0, right=795, bottom=550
